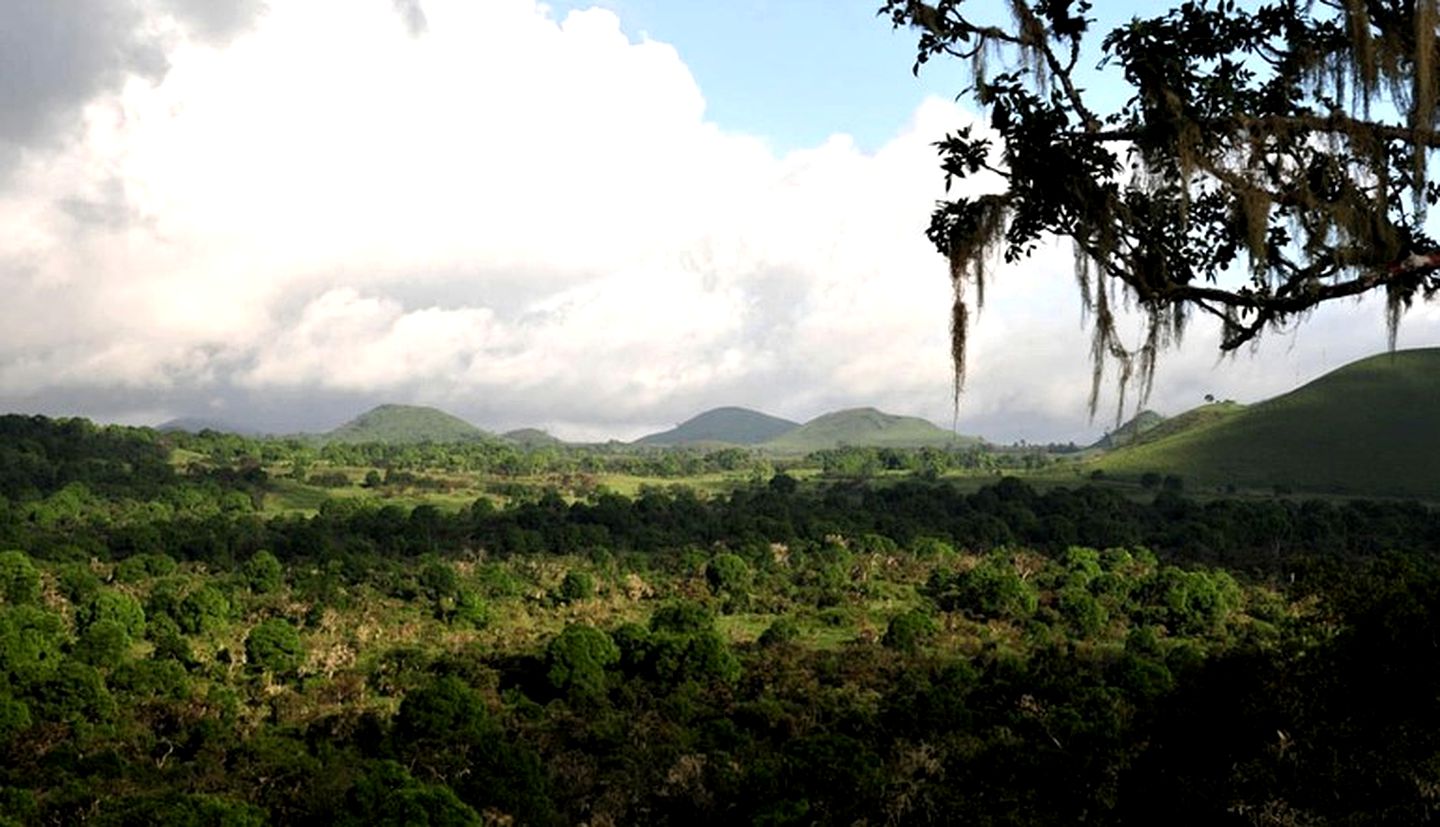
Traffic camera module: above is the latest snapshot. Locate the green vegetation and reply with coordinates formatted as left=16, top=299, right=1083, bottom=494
left=501, top=427, right=564, bottom=447
left=762, top=406, right=979, bottom=452
left=1097, top=349, right=1440, bottom=497
left=6, top=389, right=1440, bottom=821
left=326, top=404, right=491, bottom=444
left=635, top=406, right=800, bottom=446
left=156, top=416, right=259, bottom=435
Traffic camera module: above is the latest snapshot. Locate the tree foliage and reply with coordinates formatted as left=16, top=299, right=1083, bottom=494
left=545, top=623, right=620, bottom=702
left=0, top=551, right=40, bottom=606
left=885, top=0, right=1440, bottom=412
left=245, top=618, right=304, bottom=676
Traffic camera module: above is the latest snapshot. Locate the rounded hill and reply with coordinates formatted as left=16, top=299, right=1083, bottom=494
left=763, top=407, right=979, bottom=452
left=326, top=404, right=490, bottom=444
left=635, top=407, right=800, bottom=446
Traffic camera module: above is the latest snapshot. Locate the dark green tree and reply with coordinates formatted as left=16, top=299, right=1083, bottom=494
left=928, top=552, right=1038, bottom=620
left=243, top=550, right=284, bottom=594
left=545, top=623, right=620, bottom=703
left=883, top=608, right=939, bottom=653
left=394, top=676, right=553, bottom=824
left=73, top=618, right=131, bottom=669
left=78, top=590, right=146, bottom=639
left=705, top=552, right=752, bottom=596
left=338, top=760, right=481, bottom=827
left=0, top=606, right=65, bottom=689
left=177, top=586, right=231, bottom=636
left=245, top=618, right=305, bottom=676
left=91, top=793, right=265, bottom=827
left=0, top=551, right=40, bottom=606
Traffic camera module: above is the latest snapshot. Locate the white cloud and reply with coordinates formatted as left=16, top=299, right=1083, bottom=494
left=0, top=0, right=1434, bottom=442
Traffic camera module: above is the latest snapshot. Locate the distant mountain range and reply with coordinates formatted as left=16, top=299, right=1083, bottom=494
left=136, top=347, right=1440, bottom=498
left=157, top=402, right=979, bottom=451
left=1094, top=348, right=1440, bottom=497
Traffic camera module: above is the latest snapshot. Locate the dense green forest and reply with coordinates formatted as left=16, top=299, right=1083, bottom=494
left=3, top=414, right=1440, bottom=824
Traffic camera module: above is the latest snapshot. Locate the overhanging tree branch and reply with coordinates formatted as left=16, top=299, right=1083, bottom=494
left=885, top=0, right=1440, bottom=418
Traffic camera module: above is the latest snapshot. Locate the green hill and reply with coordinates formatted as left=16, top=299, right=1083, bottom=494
left=1090, top=409, right=1166, bottom=449
left=762, top=407, right=979, bottom=452
left=635, top=407, right=800, bottom=446
left=1094, top=349, right=1440, bottom=497
left=503, top=428, right=564, bottom=447
left=326, top=404, right=490, bottom=444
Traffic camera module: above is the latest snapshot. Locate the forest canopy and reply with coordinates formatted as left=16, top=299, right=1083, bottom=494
left=885, top=0, right=1440, bottom=412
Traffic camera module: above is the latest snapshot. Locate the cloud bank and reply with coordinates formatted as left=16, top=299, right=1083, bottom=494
left=0, top=0, right=1432, bottom=442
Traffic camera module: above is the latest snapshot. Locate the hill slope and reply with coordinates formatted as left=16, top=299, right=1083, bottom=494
left=326, top=404, right=489, bottom=444
left=763, top=407, right=978, bottom=452
left=1095, top=349, right=1440, bottom=497
left=1090, top=410, right=1166, bottom=449
left=635, top=407, right=800, bottom=446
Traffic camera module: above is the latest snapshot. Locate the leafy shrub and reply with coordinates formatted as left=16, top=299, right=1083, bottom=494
left=473, top=564, right=523, bottom=598
left=649, top=600, right=712, bottom=635
left=911, top=537, right=956, bottom=559
left=557, top=570, right=595, bottom=603
left=418, top=558, right=459, bottom=601
left=758, top=616, right=800, bottom=648
left=706, top=553, right=752, bottom=596
left=441, top=588, right=490, bottom=629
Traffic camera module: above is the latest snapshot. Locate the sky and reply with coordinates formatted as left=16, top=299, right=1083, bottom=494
left=1, top=0, right=1437, bottom=444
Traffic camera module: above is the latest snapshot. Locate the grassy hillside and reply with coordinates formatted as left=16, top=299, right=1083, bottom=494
left=326, top=404, right=490, bottom=444
left=1090, top=409, right=1166, bottom=449
left=1095, top=349, right=1440, bottom=497
left=763, top=407, right=979, bottom=452
left=635, top=406, right=800, bottom=446
left=1122, top=401, right=1247, bottom=449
